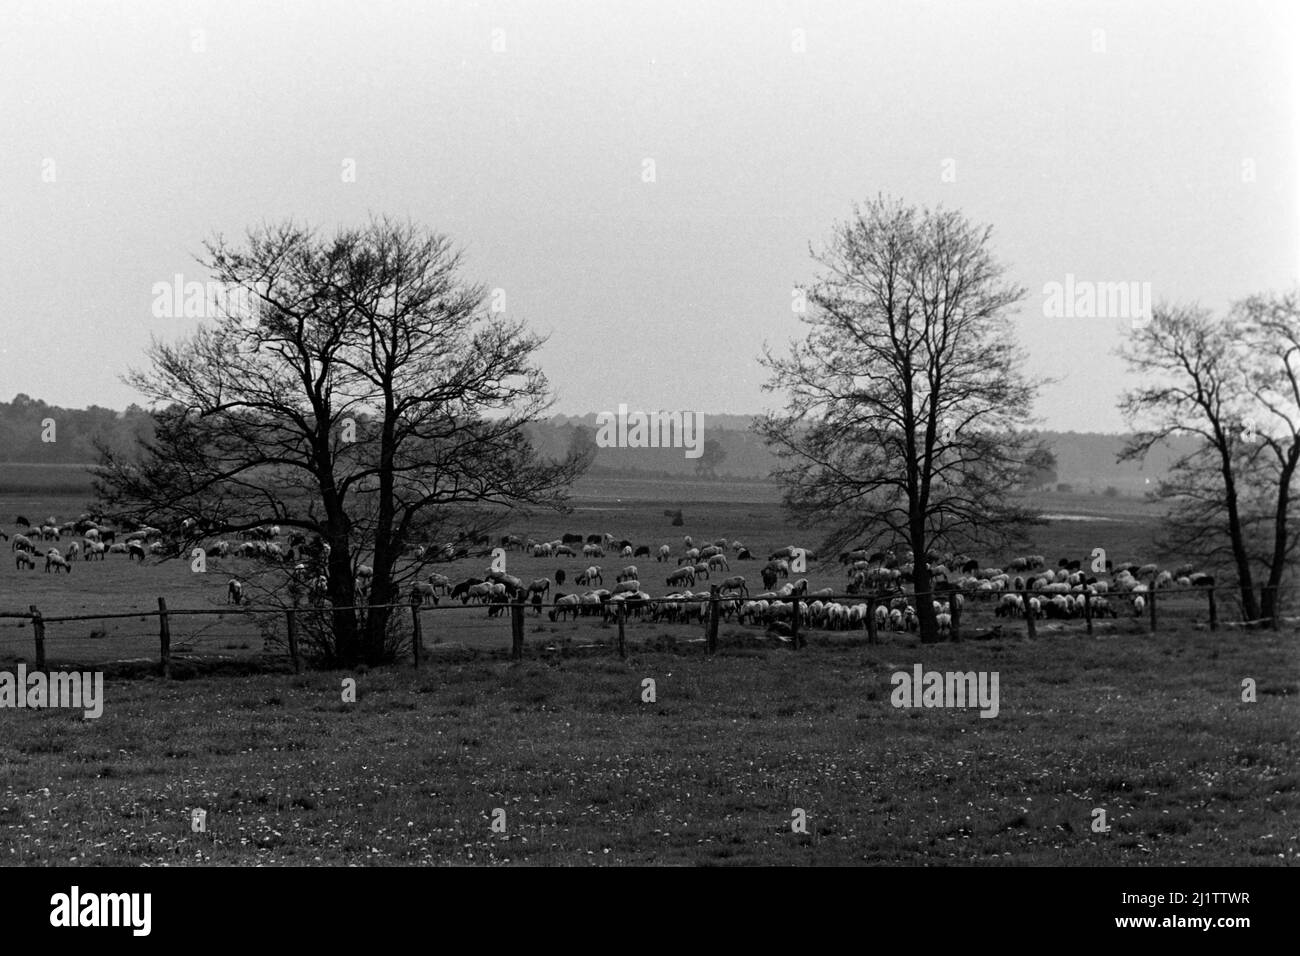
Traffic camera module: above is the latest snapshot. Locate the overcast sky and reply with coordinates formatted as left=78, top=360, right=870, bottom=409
left=2, top=0, right=1296, bottom=432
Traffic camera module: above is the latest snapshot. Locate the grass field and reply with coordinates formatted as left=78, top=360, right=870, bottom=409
left=0, top=479, right=1295, bottom=865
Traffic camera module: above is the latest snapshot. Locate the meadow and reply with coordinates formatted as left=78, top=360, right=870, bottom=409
left=0, top=468, right=1295, bottom=865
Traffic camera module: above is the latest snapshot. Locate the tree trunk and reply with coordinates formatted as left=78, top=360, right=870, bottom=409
left=914, top=564, right=940, bottom=643
left=327, top=529, right=360, bottom=666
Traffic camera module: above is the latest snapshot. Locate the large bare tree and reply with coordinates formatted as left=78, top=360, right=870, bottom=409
left=757, top=197, right=1041, bottom=643
left=95, top=217, right=586, bottom=665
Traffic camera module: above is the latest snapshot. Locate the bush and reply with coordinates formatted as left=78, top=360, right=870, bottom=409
left=1055, top=482, right=1073, bottom=493
left=1103, top=486, right=1120, bottom=497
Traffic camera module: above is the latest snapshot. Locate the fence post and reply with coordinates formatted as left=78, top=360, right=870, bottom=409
left=791, top=596, right=801, bottom=649
left=511, top=600, right=524, bottom=661
left=707, top=585, right=719, bottom=654
left=866, top=594, right=878, bottom=645
left=1149, top=587, right=1157, bottom=633
left=617, top=601, right=627, bottom=659
left=29, top=605, right=45, bottom=671
left=1083, top=589, right=1093, bottom=635
left=158, top=596, right=171, bottom=678
left=285, top=606, right=301, bottom=673
left=410, top=594, right=422, bottom=669
left=950, top=595, right=961, bottom=643
left=1207, top=586, right=1218, bottom=632
left=1021, top=590, right=1036, bottom=640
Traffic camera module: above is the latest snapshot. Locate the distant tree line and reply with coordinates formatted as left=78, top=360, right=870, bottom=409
left=0, top=394, right=152, bottom=462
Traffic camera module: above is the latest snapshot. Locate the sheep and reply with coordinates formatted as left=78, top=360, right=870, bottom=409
left=667, top=566, right=695, bottom=588
left=634, top=545, right=651, bottom=558
left=616, top=565, right=639, bottom=583
left=692, top=562, right=710, bottom=581
left=127, top=541, right=146, bottom=563
left=549, top=593, right=581, bottom=622
left=576, top=566, right=602, bottom=586
left=16, top=551, right=35, bottom=570
left=227, top=579, right=244, bottom=604
left=45, top=552, right=72, bottom=574
left=555, top=544, right=576, bottom=557
left=582, top=543, right=604, bottom=558
left=554, top=569, right=566, bottom=586
left=11, top=534, right=34, bottom=553
left=1133, top=594, right=1146, bottom=616
left=677, top=548, right=700, bottom=567
left=706, top=553, right=730, bottom=573
left=427, top=572, right=451, bottom=594
left=410, top=582, right=438, bottom=605
left=719, top=575, right=748, bottom=597
left=656, top=544, right=671, bottom=562
left=526, top=578, right=551, bottom=599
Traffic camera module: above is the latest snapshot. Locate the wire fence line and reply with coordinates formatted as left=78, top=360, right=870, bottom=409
left=0, top=581, right=1290, bottom=674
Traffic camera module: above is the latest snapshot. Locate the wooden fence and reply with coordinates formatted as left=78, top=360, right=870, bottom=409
left=0, top=582, right=1286, bottom=674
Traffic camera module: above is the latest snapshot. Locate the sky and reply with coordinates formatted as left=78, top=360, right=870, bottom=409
left=1, top=0, right=1296, bottom=433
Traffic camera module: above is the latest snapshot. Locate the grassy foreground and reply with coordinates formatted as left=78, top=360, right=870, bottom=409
left=0, top=625, right=1295, bottom=866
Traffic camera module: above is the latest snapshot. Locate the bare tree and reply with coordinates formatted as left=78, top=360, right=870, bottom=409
left=1119, top=304, right=1259, bottom=619
left=757, top=197, right=1041, bottom=643
left=1235, top=289, right=1300, bottom=624
left=1120, top=293, right=1300, bottom=625
left=95, top=217, right=587, bottom=665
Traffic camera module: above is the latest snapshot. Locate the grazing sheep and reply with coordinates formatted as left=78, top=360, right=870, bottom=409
left=656, top=544, right=671, bottom=562
left=634, top=545, right=651, bottom=558
left=127, top=541, right=146, bottom=563
left=616, top=565, right=638, bottom=583
left=526, top=578, right=551, bottom=599
left=706, top=553, right=730, bottom=573
left=549, top=593, right=581, bottom=622
left=227, top=579, right=244, bottom=604
left=736, top=548, right=753, bottom=561
left=621, top=545, right=634, bottom=557
left=15, top=551, right=35, bottom=570
left=554, top=569, right=566, bottom=586
left=45, top=552, right=72, bottom=574
left=692, top=562, right=710, bottom=581
left=583, top=543, right=604, bottom=558
left=576, top=566, right=602, bottom=586
left=719, top=575, right=748, bottom=597
left=411, top=582, right=438, bottom=606
left=11, top=534, right=34, bottom=553
left=666, top=566, right=695, bottom=588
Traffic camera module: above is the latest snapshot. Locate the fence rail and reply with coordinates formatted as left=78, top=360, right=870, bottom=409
left=0, top=581, right=1289, bottom=674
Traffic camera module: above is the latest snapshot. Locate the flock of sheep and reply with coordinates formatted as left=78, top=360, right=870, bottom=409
left=4, top=513, right=1212, bottom=637
left=5, top=514, right=162, bottom=574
